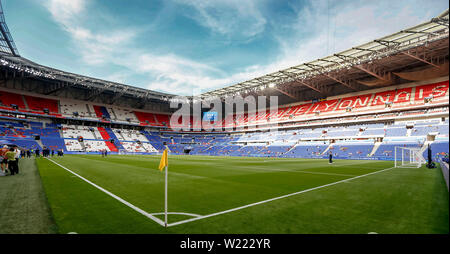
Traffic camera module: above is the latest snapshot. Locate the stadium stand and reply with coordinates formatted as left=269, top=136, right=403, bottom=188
left=0, top=90, right=26, bottom=110
left=23, top=95, right=60, bottom=115
left=0, top=28, right=448, bottom=160
left=60, top=99, right=94, bottom=119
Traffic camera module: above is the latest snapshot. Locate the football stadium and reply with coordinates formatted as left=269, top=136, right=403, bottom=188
left=0, top=0, right=449, bottom=240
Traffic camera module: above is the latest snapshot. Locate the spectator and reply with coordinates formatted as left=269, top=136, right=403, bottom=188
left=6, top=147, right=18, bottom=175
left=14, top=146, right=20, bottom=165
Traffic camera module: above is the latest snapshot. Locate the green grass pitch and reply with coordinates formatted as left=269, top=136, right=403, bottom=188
left=2, top=154, right=448, bottom=234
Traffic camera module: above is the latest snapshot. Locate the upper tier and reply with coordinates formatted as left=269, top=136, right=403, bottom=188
left=0, top=79, right=448, bottom=129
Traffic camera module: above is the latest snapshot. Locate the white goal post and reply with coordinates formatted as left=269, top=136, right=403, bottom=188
left=394, top=147, right=426, bottom=168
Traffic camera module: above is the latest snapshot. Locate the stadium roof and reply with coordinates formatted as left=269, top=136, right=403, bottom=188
left=0, top=0, right=19, bottom=56
left=0, top=53, right=175, bottom=101
left=200, top=9, right=449, bottom=100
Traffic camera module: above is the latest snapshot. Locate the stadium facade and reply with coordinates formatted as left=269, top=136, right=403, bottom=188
left=0, top=4, right=448, bottom=161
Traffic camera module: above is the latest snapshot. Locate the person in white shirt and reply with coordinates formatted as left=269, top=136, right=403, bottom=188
left=14, top=147, right=21, bottom=174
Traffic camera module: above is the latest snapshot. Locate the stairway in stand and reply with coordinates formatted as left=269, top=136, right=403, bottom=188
left=98, top=127, right=118, bottom=152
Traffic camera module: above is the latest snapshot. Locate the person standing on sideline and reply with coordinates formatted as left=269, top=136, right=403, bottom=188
left=14, top=147, right=20, bottom=161
left=329, top=152, right=333, bottom=164
left=14, top=147, right=20, bottom=173
left=0, top=145, right=9, bottom=175
left=6, top=147, right=18, bottom=175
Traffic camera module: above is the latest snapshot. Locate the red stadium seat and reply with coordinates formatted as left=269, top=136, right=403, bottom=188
left=24, top=95, right=59, bottom=114
left=0, top=91, right=26, bottom=110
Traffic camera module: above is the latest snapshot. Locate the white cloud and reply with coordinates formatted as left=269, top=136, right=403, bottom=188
left=174, top=0, right=267, bottom=39
left=44, top=0, right=85, bottom=26
left=42, top=0, right=138, bottom=65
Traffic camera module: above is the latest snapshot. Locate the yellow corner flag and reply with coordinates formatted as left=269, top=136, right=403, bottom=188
left=159, top=148, right=168, bottom=171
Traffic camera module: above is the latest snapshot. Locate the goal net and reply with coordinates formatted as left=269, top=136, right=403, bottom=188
left=394, top=147, right=426, bottom=168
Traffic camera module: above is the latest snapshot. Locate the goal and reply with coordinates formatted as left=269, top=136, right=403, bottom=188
left=394, top=147, right=426, bottom=168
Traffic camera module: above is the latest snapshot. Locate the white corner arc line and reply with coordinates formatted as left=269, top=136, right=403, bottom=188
left=150, top=212, right=202, bottom=218
left=46, top=158, right=166, bottom=227
left=167, top=166, right=396, bottom=227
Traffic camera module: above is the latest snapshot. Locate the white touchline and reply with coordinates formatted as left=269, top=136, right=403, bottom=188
left=167, top=166, right=396, bottom=227
left=46, top=158, right=166, bottom=227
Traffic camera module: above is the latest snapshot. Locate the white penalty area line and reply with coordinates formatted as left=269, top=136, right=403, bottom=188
left=45, top=158, right=167, bottom=227
left=167, top=166, right=396, bottom=227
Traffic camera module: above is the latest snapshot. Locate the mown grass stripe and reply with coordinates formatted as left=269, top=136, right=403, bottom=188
left=46, top=158, right=166, bottom=227
left=168, top=166, right=395, bottom=227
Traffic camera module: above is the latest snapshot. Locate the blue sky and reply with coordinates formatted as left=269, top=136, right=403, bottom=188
left=3, top=0, right=448, bottom=95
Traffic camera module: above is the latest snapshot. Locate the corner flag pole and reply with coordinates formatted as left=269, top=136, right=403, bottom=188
left=159, top=148, right=169, bottom=227
left=164, top=164, right=168, bottom=227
